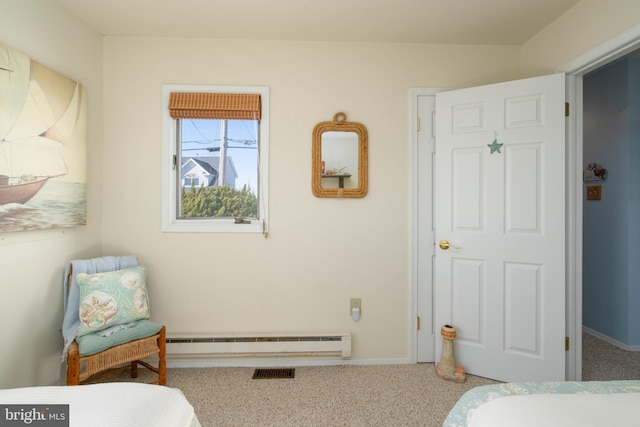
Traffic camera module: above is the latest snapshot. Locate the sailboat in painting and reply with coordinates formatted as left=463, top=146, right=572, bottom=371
left=0, top=175, right=51, bottom=205
left=0, top=43, right=84, bottom=207
left=0, top=43, right=86, bottom=231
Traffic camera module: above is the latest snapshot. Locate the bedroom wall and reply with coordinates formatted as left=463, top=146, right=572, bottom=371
left=0, top=0, right=104, bottom=388
left=1, top=0, right=638, bottom=386
left=100, top=36, right=521, bottom=364
left=92, top=0, right=640, bottom=367
left=520, top=0, right=640, bottom=76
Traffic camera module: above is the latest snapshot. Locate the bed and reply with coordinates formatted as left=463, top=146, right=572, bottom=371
left=0, top=382, right=200, bottom=427
left=444, top=380, right=640, bottom=427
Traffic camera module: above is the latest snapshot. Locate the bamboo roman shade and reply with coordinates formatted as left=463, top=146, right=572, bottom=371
left=168, top=92, right=261, bottom=120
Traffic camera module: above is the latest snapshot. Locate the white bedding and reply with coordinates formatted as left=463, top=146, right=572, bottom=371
left=0, top=382, right=200, bottom=427
left=468, top=393, right=640, bottom=427
left=444, top=380, right=640, bottom=427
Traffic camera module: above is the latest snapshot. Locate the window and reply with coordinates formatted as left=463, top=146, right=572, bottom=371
left=183, top=177, right=200, bottom=187
left=162, top=85, right=269, bottom=234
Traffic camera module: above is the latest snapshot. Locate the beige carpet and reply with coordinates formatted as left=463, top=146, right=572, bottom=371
left=582, top=331, right=640, bottom=381
left=111, top=332, right=639, bottom=426
left=164, top=364, right=497, bottom=426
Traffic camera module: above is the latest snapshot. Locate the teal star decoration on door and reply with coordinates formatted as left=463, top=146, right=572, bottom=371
left=487, top=139, right=503, bottom=154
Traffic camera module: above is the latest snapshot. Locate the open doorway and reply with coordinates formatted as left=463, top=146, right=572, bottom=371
left=561, top=23, right=640, bottom=381
left=580, top=47, right=640, bottom=381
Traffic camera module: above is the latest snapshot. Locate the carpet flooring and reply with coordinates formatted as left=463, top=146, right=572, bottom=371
left=167, top=364, right=497, bottom=427
left=582, top=331, right=640, bottom=381
left=113, top=331, right=639, bottom=426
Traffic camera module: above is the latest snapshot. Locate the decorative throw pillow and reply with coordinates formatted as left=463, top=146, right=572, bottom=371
left=76, top=266, right=150, bottom=337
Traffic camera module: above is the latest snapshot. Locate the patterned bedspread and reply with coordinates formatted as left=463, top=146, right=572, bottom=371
left=443, top=380, right=640, bottom=427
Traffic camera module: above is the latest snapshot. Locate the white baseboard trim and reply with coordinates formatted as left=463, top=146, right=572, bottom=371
left=583, top=326, right=640, bottom=352
left=166, top=357, right=412, bottom=369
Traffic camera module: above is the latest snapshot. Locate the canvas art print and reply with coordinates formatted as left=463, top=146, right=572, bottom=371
left=0, top=43, right=87, bottom=232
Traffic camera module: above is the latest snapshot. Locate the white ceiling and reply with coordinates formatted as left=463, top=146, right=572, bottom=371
left=57, top=0, right=581, bottom=45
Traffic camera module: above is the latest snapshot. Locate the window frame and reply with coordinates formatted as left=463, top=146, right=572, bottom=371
left=161, top=84, right=269, bottom=233
left=183, top=177, right=200, bottom=188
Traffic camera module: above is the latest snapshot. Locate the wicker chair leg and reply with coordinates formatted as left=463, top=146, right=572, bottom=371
left=67, top=343, right=80, bottom=386
left=131, top=361, right=139, bottom=378
left=158, top=326, right=167, bottom=385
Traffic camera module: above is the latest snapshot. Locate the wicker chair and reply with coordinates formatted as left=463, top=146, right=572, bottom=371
left=64, top=259, right=166, bottom=386
left=66, top=327, right=166, bottom=386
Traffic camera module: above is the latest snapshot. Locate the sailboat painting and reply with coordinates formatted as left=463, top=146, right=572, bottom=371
left=0, top=43, right=87, bottom=232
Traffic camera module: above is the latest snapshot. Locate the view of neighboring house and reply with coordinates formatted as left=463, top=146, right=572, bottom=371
left=181, top=157, right=238, bottom=189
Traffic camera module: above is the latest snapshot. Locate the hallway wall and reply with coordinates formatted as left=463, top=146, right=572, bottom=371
left=583, top=54, right=640, bottom=347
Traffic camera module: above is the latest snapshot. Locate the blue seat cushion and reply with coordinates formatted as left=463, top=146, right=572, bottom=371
left=76, top=320, right=162, bottom=356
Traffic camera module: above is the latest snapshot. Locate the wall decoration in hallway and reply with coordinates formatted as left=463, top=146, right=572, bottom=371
left=0, top=42, right=87, bottom=232
left=583, top=163, right=607, bottom=182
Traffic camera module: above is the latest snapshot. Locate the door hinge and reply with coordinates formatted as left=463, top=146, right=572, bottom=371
left=417, top=316, right=421, bottom=330
left=565, top=102, right=570, bottom=117
left=565, top=336, right=570, bottom=351
left=173, top=154, right=177, bottom=170
left=417, top=117, right=421, bottom=132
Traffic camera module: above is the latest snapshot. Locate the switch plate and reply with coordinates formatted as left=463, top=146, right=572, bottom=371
left=587, top=184, right=602, bottom=200
left=350, top=298, right=361, bottom=315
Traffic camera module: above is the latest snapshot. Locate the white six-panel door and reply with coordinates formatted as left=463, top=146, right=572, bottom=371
left=434, top=73, right=566, bottom=382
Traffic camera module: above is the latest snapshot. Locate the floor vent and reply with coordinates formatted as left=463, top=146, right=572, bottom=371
left=252, top=368, right=295, bottom=379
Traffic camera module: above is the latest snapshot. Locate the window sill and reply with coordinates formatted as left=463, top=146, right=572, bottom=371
left=161, top=219, right=264, bottom=234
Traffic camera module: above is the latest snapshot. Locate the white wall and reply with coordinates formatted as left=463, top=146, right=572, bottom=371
left=2, top=0, right=639, bottom=387
left=100, top=37, right=521, bottom=363
left=520, top=0, right=640, bottom=76
left=0, top=0, right=103, bottom=387
left=88, top=0, right=640, bottom=366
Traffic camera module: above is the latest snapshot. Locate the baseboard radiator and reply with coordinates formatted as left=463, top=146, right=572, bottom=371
left=166, top=333, right=351, bottom=359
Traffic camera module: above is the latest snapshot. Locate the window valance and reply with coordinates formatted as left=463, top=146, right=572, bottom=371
left=168, top=92, right=261, bottom=120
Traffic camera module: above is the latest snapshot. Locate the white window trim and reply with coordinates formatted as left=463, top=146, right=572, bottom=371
left=161, top=84, right=269, bottom=233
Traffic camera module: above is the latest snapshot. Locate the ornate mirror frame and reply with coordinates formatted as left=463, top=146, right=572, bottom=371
left=312, top=112, right=368, bottom=198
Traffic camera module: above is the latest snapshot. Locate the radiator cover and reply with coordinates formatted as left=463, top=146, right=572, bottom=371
left=166, top=333, right=352, bottom=358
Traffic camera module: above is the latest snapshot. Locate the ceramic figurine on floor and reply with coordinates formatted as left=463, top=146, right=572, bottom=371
left=436, top=324, right=466, bottom=383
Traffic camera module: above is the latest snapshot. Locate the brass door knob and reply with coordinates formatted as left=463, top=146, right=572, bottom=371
left=439, top=240, right=450, bottom=250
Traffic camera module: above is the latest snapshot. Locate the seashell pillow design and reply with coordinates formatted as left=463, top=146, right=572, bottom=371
left=76, top=266, right=150, bottom=337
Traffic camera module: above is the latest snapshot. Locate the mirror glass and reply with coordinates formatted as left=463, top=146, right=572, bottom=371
left=321, top=131, right=358, bottom=189
left=312, top=112, right=367, bottom=198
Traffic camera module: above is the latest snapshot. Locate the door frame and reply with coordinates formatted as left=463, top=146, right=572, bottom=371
left=410, top=23, right=640, bottom=378
left=410, top=88, right=440, bottom=363
left=560, top=23, right=640, bottom=381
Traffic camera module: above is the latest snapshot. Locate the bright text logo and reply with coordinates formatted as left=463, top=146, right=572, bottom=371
left=0, top=405, right=68, bottom=426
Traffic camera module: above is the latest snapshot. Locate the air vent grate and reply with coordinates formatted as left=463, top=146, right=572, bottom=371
left=252, top=368, right=295, bottom=379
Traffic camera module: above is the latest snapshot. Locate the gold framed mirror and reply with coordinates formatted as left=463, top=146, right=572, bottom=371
left=312, top=112, right=368, bottom=198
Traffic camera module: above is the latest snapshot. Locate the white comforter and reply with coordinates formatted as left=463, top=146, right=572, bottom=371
left=469, top=393, right=640, bottom=427
left=0, top=382, right=199, bottom=427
